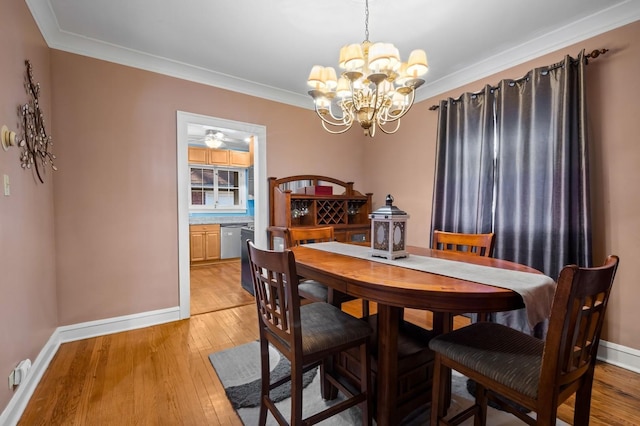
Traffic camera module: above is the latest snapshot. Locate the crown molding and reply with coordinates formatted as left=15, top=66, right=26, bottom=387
left=416, top=0, right=640, bottom=103
left=26, top=0, right=640, bottom=109
left=24, top=0, right=311, bottom=108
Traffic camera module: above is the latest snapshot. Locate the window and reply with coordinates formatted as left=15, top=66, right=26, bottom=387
left=190, top=165, right=247, bottom=212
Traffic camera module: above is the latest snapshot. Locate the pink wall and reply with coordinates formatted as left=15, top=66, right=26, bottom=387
left=0, top=0, right=57, bottom=411
left=2, top=1, right=639, bottom=416
left=364, top=21, right=640, bottom=347
left=49, top=51, right=368, bottom=325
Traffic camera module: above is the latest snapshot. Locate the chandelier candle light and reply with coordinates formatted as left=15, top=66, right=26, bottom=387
left=307, top=0, right=428, bottom=137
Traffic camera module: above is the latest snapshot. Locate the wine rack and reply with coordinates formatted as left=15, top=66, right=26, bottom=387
left=316, top=200, right=346, bottom=225
left=268, top=175, right=373, bottom=248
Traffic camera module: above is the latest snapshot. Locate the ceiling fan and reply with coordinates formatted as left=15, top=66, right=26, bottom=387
left=204, top=129, right=225, bottom=148
left=188, top=123, right=252, bottom=151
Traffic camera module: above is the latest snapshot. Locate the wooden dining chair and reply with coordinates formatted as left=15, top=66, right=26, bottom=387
left=432, top=230, right=496, bottom=322
left=428, top=255, right=619, bottom=426
left=247, top=240, right=373, bottom=425
left=286, top=226, right=370, bottom=317
left=432, top=230, right=495, bottom=257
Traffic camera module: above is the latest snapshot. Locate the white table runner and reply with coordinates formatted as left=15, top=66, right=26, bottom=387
left=304, top=242, right=556, bottom=328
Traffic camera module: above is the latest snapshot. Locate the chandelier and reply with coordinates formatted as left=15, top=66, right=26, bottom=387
left=306, top=0, right=428, bottom=137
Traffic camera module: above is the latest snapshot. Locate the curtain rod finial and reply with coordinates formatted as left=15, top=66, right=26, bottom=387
left=586, top=48, right=608, bottom=60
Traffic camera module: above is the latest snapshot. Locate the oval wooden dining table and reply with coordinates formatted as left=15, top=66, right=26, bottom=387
left=290, top=244, right=545, bottom=426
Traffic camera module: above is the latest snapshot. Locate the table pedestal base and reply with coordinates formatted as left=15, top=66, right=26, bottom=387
left=335, top=314, right=435, bottom=422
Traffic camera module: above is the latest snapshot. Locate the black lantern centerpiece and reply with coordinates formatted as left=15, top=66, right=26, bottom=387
left=369, top=194, right=409, bottom=259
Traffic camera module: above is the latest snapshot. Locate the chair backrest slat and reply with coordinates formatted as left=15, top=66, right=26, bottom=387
left=432, top=230, right=495, bottom=257
left=286, top=226, right=335, bottom=248
left=247, top=240, right=302, bottom=355
left=541, top=255, right=619, bottom=393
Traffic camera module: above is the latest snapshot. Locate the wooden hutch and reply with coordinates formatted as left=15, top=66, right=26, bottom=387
left=268, top=175, right=373, bottom=248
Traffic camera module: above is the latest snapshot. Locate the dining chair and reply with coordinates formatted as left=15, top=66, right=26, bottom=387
left=286, top=226, right=370, bottom=317
left=428, top=255, right=619, bottom=426
left=432, top=230, right=496, bottom=322
left=432, top=230, right=495, bottom=257
left=247, top=240, right=373, bottom=425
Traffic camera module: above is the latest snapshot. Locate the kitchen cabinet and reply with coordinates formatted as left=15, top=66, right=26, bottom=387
left=188, top=146, right=251, bottom=167
left=188, top=147, right=208, bottom=164
left=190, top=224, right=221, bottom=263
left=208, top=149, right=229, bottom=165
left=268, top=175, right=372, bottom=248
left=229, top=150, right=251, bottom=167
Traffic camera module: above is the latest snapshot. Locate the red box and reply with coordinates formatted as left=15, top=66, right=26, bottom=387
left=295, top=185, right=333, bottom=195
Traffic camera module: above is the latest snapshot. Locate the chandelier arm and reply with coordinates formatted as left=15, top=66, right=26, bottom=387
left=377, top=119, right=402, bottom=135
left=322, top=105, right=344, bottom=122
left=330, top=102, right=354, bottom=123
left=316, top=106, right=354, bottom=130
left=321, top=120, right=354, bottom=134
left=314, top=106, right=353, bottom=127
left=366, top=82, right=382, bottom=123
left=400, top=89, right=418, bottom=116
left=379, top=105, right=405, bottom=123
left=348, top=79, right=363, bottom=111
left=381, top=89, right=417, bottom=123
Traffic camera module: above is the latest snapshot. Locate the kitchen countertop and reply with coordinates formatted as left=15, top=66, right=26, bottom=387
left=189, top=216, right=253, bottom=225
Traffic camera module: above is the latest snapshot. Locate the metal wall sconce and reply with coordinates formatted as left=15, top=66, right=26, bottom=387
left=1, top=125, right=17, bottom=151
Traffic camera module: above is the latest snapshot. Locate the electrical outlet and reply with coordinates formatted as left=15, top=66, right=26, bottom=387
left=14, top=359, right=31, bottom=385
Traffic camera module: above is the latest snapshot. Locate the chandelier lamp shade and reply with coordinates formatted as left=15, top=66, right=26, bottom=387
left=307, top=0, right=428, bottom=137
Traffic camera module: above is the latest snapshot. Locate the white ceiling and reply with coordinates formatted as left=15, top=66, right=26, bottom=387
left=26, top=0, right=640, bottom=110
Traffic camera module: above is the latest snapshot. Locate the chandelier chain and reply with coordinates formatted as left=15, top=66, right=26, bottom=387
left=364, top=0, right=369, bottom=42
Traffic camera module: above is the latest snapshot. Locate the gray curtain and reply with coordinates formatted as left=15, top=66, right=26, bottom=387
left=493, top=53, right=592, bottom=281
left=431, top=86, right=496, bottom=235
left=431, top=52, right=592, bottom=335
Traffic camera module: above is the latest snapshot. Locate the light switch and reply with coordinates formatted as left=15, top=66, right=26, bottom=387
left=3, top=174, right=10, bottom=196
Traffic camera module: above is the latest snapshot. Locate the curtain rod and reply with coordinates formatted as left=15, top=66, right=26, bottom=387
left=428, top=48, right=609, bottom=111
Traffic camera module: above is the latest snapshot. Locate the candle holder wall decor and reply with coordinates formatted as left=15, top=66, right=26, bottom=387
left=17, top=60, right=57, bottom=183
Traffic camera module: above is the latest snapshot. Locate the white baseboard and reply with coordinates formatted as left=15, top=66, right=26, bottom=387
left=597, top=339, right=640, bottom=374
left=56, top=306, right=180, bottom=343
left=0, top=329, right=61, bottom=426
left=0, top=306, right=181, bottom=426
left=2, top=310, right=638, bottom=426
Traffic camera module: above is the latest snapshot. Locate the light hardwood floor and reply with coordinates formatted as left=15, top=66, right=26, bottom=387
left=18, top=263, right=640, bottom=425
left=190, top=259, right=254, bottom=315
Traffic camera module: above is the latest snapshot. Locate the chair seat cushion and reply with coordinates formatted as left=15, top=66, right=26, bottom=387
left=429, top=322, right=543, bottom=399
left=297, top=280, right=328, bottom=302
left=299, top=302, right=372, bottom=356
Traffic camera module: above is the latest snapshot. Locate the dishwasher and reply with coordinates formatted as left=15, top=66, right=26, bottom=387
left=240, top=224, right=255, bottom=295
left=220, top=224, right=245, bottom=259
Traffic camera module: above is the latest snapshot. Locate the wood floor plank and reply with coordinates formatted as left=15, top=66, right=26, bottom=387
left=18, top=262, right=640, bottom=425
left=190, top=261, right=254, bottom=315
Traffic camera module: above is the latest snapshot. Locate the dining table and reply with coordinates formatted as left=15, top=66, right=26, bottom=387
left=290, top=242, right=555, bottom=426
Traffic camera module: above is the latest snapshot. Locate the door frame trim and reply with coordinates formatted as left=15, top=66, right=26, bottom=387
left=176, top=111, right=267, bottom=319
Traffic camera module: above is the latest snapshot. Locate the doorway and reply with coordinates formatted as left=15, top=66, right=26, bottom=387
left=176, top=111, right=267, bottom=319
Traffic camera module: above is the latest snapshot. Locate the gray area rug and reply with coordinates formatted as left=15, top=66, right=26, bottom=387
left=210, top=341, right=569, bottom=425
left=209, top=341, right=316, bottom=409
